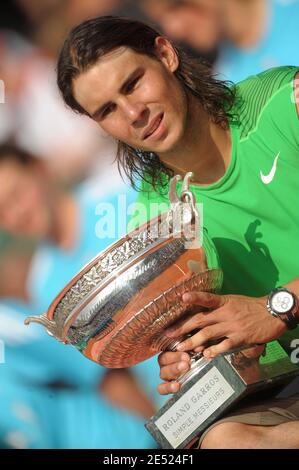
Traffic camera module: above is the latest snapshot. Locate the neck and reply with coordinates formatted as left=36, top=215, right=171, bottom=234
left=159, top=95, right=232, bottom=185
left=48, top=193, right=78, bottom=250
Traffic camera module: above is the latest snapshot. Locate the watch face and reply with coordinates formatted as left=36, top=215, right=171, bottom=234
left=271, top=291, right=294, bottom=314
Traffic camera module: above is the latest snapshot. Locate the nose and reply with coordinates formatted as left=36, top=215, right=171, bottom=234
left=120, top=98, right=147, bottom=125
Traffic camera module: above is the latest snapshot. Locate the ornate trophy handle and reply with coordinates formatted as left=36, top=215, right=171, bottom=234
left=24, top=314, right=67, bottom=342
left=168, top=172, right=200, bottom=245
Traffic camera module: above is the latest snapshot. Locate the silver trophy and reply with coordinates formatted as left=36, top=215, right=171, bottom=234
left=25, top=173, right=299, bottom=449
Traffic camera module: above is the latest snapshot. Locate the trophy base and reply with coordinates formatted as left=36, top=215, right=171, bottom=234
left=145, top=341, right=299, bottom=449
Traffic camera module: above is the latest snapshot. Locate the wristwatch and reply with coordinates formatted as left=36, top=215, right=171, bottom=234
left=267, top=287, right=299, bottom=330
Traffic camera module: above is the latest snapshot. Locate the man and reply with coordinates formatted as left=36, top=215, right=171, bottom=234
left=56, top=16, right=299, bottom=448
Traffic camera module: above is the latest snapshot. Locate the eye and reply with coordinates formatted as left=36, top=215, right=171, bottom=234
left=125, top=75, right=141, bottom=94
left=101, top=103, right=116, bottom=119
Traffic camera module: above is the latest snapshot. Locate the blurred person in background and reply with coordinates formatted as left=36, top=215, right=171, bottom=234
left=0, top=142, right=164, bottom=448
left=15, top=0, right=123, bottom=57
left=216, top=0, right=299, bottom=82
left=0, top=27, right=118, bottom=185
left=0, top=0, right=129, bottom=185
left=138, top=0, right=220, bottom=64
left=0, top=0, right=31, bottom=37
left=139, top=0, right=299, bottom=83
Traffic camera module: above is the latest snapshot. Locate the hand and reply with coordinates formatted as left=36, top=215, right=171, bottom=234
left=157, top=344, right=266, bottom=395
left=165, top=291, right=287, bottom=358
left=157, top=351, right=191, bottom=395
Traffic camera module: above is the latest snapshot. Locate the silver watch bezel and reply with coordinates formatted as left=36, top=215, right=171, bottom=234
left=267, top=287, right=298, bottom=329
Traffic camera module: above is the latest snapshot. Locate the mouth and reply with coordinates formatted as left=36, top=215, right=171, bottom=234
left=142, top=113, right=164, bottom=140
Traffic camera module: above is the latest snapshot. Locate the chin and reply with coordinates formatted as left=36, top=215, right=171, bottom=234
left=156, top=133, right=182, bottom=155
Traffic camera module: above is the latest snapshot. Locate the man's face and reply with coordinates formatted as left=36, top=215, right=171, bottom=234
left=73, top=39, right=189, bottom=156
left=0, top=159, right=52, bottom=239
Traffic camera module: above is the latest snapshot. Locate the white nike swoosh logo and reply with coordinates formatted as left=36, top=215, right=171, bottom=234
left=260, top=152, right=280, bottom=184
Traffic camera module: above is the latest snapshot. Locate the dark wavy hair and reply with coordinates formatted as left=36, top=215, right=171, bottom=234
left=57, top=16, right=236, bottom=191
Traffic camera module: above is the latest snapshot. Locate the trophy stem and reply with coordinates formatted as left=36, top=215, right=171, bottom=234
left=156, top=336, right=185, bottom=352
left=177, top=354, right=210, bottom=387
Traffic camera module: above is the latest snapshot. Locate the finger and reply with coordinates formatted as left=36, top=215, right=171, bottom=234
left=241, top=344, right=266, bottom=359
left=165, top=311, right=219, bottom=338
left=203, top=338, right=236, bottom=358
left=158, top=351, right=191, bottom=367
left=160, top=361, right=191, bottom=381
left=157, top=381, right=181, bottom=396
left=182, top=291, right=226, bottom=309
left=176, top=324, right=225, bottom=352
left=193, top=345, right=205, bottom=353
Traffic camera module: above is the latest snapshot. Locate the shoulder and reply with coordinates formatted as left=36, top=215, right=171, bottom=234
left=233, top=66, right=299, bottom=139
left=234, top=66, right=299, bottom=106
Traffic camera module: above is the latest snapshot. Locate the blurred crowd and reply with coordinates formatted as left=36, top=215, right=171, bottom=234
left=0, top=0, right=298, bottom=449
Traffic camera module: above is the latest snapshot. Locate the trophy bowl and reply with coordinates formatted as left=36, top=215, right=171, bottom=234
left=25, top=173, right=222, bottom=369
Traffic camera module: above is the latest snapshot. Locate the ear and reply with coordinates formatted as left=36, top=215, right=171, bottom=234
left=154, top=36, right=179, bottom=73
